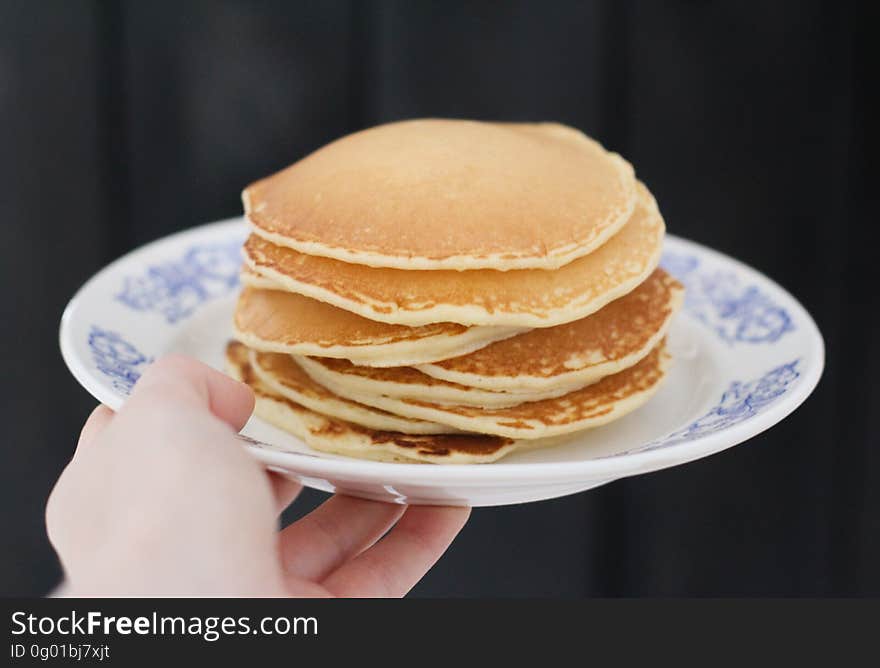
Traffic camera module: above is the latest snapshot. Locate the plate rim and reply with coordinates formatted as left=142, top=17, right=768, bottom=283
left=59, top=218, right=825, bottom=486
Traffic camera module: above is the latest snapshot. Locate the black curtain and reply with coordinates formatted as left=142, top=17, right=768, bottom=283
left=1, top=0, right=876, bottom=597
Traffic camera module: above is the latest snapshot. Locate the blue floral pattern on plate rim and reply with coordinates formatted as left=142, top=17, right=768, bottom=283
left=115, top=239, right=243, bottom=324
left=660, top=250, right=794, bottom=345
left=87, top=327, right=153, bottom=395
left=602, top=358, right=802, bottom=458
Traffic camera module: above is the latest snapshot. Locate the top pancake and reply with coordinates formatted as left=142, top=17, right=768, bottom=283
left=243, top=182, right=664, bottom=328
left=243, top=119, right=637, bottom=271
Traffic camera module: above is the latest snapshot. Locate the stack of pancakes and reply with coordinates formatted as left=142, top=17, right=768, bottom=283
left=226, top=119, right=683, bottom=463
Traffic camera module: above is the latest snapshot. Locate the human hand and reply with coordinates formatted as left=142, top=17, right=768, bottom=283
left=46, top=355, right=469, bottom=597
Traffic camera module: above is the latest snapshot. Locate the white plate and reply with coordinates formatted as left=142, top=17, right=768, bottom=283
left=60, top=219, right=823, bottom=507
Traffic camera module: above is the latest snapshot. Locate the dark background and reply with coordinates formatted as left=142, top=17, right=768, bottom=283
left=1, top=1, right=876, bottom=597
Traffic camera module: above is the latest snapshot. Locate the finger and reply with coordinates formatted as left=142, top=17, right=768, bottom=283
left=132, top=354, right=255, bottom=430
left=279, top=495, right=405, bottom=581
left=268, top=472, right=302, bottom=515
left=74, top=405, right=114, bottom=455
left=322, top=505, right=470, bottom=598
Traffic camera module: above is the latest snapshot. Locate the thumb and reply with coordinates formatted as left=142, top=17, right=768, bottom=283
left=129, top=354, right=255, bottom=431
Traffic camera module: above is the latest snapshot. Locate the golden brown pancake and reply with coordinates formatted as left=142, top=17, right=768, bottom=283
left=239, top=266, right=281, bottom=290
left=296, top=356, right=561, bottom=408
left=293, top=269, right=680, bottom=406
left=243, top=119, right=636, bottom=271
left=245, top=345, right=454, bottom=434
left=417, top=268, right=683, bottom=391
left=233, top=286, right=522, bottom=367
left=286, top=342, right=670, bottom=439
left=243, top=182, right=664, bottom=327
left=225, top=341, right=560, bottom=464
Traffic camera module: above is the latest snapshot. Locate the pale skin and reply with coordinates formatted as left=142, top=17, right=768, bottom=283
left=46, top=355, right=470, bottom=597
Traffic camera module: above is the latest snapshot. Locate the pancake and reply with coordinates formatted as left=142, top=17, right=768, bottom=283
left=417, top=268, right=683, bottom=392
left=239, top=266, right=281, bottom=290
left=243, top=119, right=636, bottom=271
left=296, top=356, right=566, bottom=409
left=294, top=269, right=680, bottom=404
left=243, top=182, right=664, bottom=328
left=244, top=345, right=455, bottom=435
left=233, top=286, right=523, bottom=367
left=226, top=341, right=560, bottom=464
left=286, top=342, right=671, bottom=439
